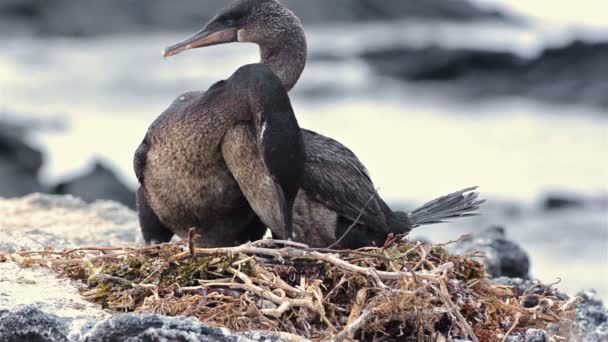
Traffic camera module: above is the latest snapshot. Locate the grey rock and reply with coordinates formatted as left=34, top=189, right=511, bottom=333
left=542, top=194, right=585, bottom=211
left=505, top=334, right=524, bottom=342
left=572, top=290, right=608, bottom=342
left=361, top=47, right=523, bottom=82
left=0, top=306, right=288, bottom=342
left=0, top=124, right=43, bottom=198
left=84, top=314, right=247, bottom=342
left=0, top=0, right=505, bottom=37
left=52, top=161, right=136, bottom=209
left=524, top=329, right=548, bottom=342
left=0, top=306, right=284, bottom=342
left=0, top=306, right=70, bottom=342
left=452, top=226, right=530, bottom=279
left=361, top=41, right=608, bottom=109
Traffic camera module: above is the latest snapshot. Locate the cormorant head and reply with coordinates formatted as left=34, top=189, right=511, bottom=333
left=162, top=0, right=304, bottom=58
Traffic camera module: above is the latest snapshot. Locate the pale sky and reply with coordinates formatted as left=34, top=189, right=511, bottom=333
left=472, top=0, right=607, bottom=28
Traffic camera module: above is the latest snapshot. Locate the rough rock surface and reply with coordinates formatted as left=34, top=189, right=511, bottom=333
left=503, top=329, right=549, bottom=342
left=0, top=123, right=43, bottom=198
left=572, top=290, right=608, bottom=342
left=451, top=226, right=530, bottom=279
left=0, top=306, right=72, bottom=342
left=0, top=193, right=140, bottom=252
left=85, top=314, right=266, bottom=342
left=361, top=41, right=608, bottom=109
left=524, top=330, right=549, bottom=342
left=0, top=0, right=504, bottom=36
left=0, top=306, right=277, bottom=341
left=52, top=161, right=136, bottom=209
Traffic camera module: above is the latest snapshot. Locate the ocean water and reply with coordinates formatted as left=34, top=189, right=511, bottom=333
left=0, top=20, right=606, bottom=299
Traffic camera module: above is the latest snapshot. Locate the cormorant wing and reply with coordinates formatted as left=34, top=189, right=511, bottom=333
left=221, top=64, right=305, bottom=240
left=300, top=129, right=392, bottom=231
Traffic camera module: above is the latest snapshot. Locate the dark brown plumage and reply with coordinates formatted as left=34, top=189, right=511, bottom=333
left=136, top=65, right=304, bottom=246
left=136, top=0, right=483, bottom=249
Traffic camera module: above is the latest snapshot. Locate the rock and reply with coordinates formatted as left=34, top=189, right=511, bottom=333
left=572, top=290, right=608, bottom=342
left=86, top=314, right=250, bottom=341
left=451, top=226, right=530, bottom=279
left=0, top=305, right=281, bottom=341
left=0, top=124, right=43, bottom=198
left=0, top=0, right=506, bottom=36
left=0, top=306, right=71, bottom=342
left=542, top=194, right=584, bottom=211
left=0, top=193, right=140, bottom=253
left=505, top=335, right=524, bottom=342
left=52, top=161, right=136, bottom=209
left=361, top=41, right=608, bottom=109
left=0, top=261, right=109, bottom=341
left=524, top=329, right=548, bottom=342
left=361, top=47, right=524, bottom=82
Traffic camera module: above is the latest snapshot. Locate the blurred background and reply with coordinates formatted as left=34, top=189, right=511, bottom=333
left=0, top=0, right=606, bottom=299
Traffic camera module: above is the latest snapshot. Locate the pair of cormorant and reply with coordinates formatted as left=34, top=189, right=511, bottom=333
left=134, top=0, right=483, bottom=248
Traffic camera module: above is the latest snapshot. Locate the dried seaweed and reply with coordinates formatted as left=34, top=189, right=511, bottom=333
left=10, top=234, right=578, bottom=341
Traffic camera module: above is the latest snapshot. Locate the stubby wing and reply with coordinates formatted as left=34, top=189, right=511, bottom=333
left=300, top=129, right=391, bottom=231
left=221, top=64, right=305, bottom=240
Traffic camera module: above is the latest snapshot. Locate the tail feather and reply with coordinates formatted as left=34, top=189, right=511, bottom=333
left=409, top=187, right=485, bottom=227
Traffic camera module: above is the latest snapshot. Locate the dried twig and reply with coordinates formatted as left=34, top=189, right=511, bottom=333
left=436, top=279, right=479, bottom=342
left=188, top=227, right=197, bottom=258
left=501, top=312, right=522, bottom=342
left=346, top=288, right=369, bottom=340
left=9, top=237, right=577, bottom=340
left=332, top=304, right=375, bottom=342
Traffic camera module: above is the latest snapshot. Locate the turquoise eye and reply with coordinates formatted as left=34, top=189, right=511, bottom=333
left=223, top=19, right=235, bottom=27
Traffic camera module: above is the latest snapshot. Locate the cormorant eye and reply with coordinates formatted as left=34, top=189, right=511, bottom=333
left=223, top=19, right=235, bottom=27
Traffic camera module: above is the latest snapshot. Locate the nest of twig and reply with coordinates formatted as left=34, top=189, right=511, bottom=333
left=8, top=233, right=578, bottom=341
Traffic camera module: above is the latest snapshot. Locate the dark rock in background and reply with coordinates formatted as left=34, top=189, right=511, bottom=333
left=542, top=194, right=585, bottom=211
left=0, top=119, right=135, bottom=206
left=361, top=47, right=524, bottom=82
left=51, top=161, right=136, bottom=209
left=0, top=0, right=504, bottom=37
left=0, top=124, right=43, bottom=198
left=361, top=41, right=608, bottom=109
left=452, top=226, right=530, bottom=279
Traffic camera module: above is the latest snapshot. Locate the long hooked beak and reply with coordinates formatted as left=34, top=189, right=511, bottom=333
left=162, top=28, right=238, bottom=58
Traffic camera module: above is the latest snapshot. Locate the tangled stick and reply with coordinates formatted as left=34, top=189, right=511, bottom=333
left=9, top=239, right=579, bottom=341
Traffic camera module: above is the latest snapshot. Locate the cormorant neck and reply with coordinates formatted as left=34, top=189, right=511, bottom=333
left=259, top=34, right=307, bottom=92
